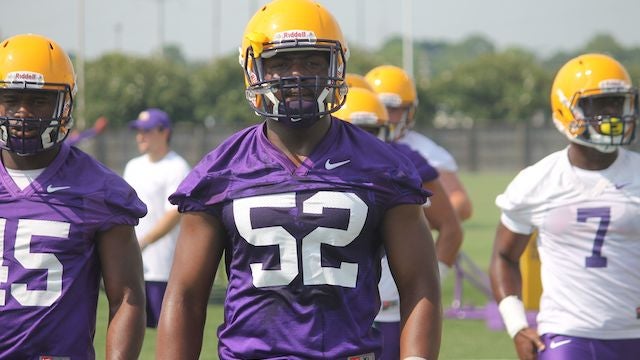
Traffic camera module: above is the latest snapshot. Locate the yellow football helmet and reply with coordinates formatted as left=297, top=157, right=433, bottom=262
left=0, top=33, right=76, bottom=155
left=551, top=53, right=637, bottom=152
left=334, top=87, right=391, bottom=141
left=365, top=65, right=418, bottom=140
left=345, top=73, right=373, bottom=91
left=239, top=0, right=349, bottom=125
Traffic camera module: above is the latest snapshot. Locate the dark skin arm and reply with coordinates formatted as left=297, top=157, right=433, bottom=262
left=97, top=224, right=146, bottom=360
left=156, top=212, right=225, bottom=359
left=384, top=204, right=442, bottom=359
left=423, top=179, right=463, bottom=267
left=489, top=222, right=545, bottom=360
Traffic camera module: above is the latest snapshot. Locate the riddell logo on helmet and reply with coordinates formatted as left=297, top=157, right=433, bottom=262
left=5, top=71, right=45, bottom=88
left=274, top=30, right=317, bottom=43
left=599, top=79, right=629, bottom=91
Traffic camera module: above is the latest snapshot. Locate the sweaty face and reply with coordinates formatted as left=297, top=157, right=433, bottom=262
left=263, top=51, right=330, bottom=78
left=0, top=89, right=59, bottom=139
left=257, top=50, right=334, bottom=127
left=262, top=51, right=330, bottom=102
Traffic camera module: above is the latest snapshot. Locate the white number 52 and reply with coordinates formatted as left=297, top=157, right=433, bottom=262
left=233, top=191, right=367, bottom=288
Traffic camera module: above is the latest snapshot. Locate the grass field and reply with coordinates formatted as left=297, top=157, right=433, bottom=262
left=94, top=171, right=520, bottom=360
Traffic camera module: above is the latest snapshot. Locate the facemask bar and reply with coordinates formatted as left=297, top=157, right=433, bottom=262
left=243, top=38, right=347, bottom=120
left=567, top=89, right=638, bottom=149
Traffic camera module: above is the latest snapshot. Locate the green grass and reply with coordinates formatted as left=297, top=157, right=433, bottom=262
left=94, top=171, right=519, bottom=360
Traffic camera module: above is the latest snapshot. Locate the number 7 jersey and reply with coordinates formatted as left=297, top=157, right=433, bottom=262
left=170, top=119, right=429, bottom=359
left=496, top=147, right=640, bottom=339
left=0, top=143, right=147, bottom=358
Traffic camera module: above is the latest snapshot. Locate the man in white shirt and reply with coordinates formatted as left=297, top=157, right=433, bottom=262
left=490, top=53, right=640, bottom=360
left=123, top=108, right=190, bottom=328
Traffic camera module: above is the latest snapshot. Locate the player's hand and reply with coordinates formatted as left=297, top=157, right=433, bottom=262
left=513, top=327, right=544, bottom=360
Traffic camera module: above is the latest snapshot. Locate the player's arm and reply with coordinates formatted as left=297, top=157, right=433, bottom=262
left=156, top=211, right=225, bottom=359
left=438, top=170, right=473, bottom=221
left=96, top=224, right=146, bottom=360
left=422, top=179, right=463, bottom=268
left=139, top=208, right=181, bottom=250
left=489, top=222, right=544, bottom=360
left=384, top=204, right=442, bottom=360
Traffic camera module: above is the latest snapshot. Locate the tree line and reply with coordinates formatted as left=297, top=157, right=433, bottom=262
left=78, top=33, right=640, bottom=130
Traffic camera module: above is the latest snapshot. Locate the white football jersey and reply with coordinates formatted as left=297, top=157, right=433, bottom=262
left=496, top=147, right=640, bottom=339
left=399, top=130, right=458, bottom=172
left=124, top=151, right=190, bottom=281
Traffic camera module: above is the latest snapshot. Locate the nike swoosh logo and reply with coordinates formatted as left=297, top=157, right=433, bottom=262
left=47, top=185, right=71, bottom=193
left=549, top=339, right=572, bottom=349
left=325, top=159, right=351, bottom=170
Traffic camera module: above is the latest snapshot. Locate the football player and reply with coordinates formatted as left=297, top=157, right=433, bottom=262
left=156, top=0, right=441, bottom=359
left=365, top=65, right=473, bottom=222
left=335, top=86, right=462, bottom=359
left=490, top=53, right=640, bottom=360
left=0, top=34, right=146, bottom=358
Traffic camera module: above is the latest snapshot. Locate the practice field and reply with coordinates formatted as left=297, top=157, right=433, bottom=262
left=94, top=171, right=520, bottom=360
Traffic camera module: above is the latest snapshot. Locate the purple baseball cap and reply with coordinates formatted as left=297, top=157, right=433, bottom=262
left=128, top=108, right=171, bottom=131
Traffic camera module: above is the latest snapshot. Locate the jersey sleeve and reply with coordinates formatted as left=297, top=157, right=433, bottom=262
left=384, top=149, right=432, bottom=208
left=169, top=170, right=215, bottom=213
left=168, top=145, right=237, bottom=216
left=406, top=148, right=439, bottom=183
left=98, top=174, right=148, bottom=231
left=495, top=168, right=538, bottom=235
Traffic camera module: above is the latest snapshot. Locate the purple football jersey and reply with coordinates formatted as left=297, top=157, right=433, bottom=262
left=0, top=143, right=146, bottom=359
left=389, top=142, right=439, bottom=183
left=170, top=118, right=428, bottom=359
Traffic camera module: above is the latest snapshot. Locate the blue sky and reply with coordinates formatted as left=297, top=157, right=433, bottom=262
left=2, top=0, right=639, bottom=60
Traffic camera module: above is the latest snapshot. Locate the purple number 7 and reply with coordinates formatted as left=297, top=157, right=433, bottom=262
left=577, top=207, right=610, bottom=268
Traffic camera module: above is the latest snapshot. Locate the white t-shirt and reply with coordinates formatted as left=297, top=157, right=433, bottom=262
left=399, top=130, right=458, bottom=172
left=123, top=150, right=190, bottom=281
left=496, top=147, right=640, bottom=339
left=5, top=168, right=44, bottom=190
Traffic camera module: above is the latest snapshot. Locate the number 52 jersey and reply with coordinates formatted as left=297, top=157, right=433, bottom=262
left=496, top=147, right=640, bottom=340
left=0, top=143, right=147, bottom=359
left=170, top=119, right=429, bottom=359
